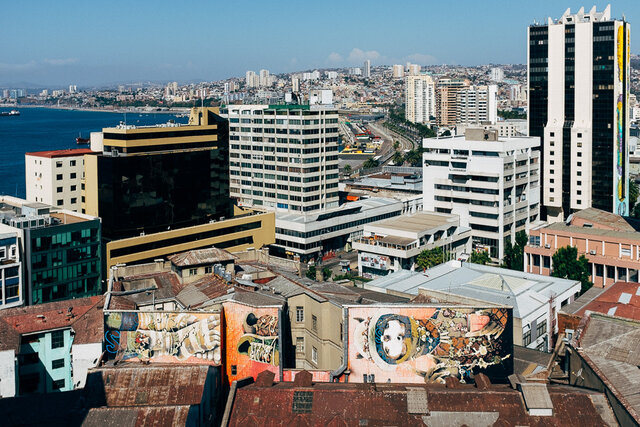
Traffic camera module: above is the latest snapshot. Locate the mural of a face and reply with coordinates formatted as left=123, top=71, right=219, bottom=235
left=382, top=319, right=406, bottom=360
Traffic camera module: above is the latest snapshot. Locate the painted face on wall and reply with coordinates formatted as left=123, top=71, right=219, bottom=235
left=382, top=319, right=407, bottom=360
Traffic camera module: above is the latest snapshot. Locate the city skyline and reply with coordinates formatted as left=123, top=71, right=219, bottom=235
left=2, top=0, right=639, bottom=87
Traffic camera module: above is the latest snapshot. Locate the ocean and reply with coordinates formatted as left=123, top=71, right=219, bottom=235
left=0, top=107, right=187, bottom=198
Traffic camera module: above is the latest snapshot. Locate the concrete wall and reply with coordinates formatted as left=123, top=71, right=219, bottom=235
left=0, top=349, right=16, bottom=397
left=71, top=342, right=102, bottom=389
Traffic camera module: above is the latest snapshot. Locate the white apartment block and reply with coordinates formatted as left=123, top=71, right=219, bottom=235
left=223, top=104, right=340, bottom=214
left=405, top=75, right=435, bottom=124
left=457, top=85, right=498, bottom=125
left=392, top=64, right=404, bottom=78
left=423, top=128, right=541, bottom=260
left=25, top=149, right=93, bottom=212
left=490, top=67, right=504, bottom=82
left=363, top=60, right=371, bottom=78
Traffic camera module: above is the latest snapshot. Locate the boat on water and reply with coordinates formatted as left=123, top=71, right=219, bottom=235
left=76, top=132, right=90, bottom=145
left=0, top=110, right=20, bottom=116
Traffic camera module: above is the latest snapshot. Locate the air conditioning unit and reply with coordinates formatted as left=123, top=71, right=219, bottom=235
left=589, top=250, right=596, bottom=255
left=544, top=244, right=550, bottom=249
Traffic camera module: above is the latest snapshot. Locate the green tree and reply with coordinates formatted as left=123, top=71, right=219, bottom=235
left=392, top=151, right=404, bottom=165
left=404, top=149, right=422, bottom=167
left=393, top=140, right=400, bottom=150
left=305, top=265, right=316, bottom=280
left=501, top=231, right=528, bottom=271
left=629, top=178, right=639, bottom=214
left=469, top=250, right=491, bottom=265
left=551, top=246, right=593, bottom=294
left=322, top=267, right=332, bottom=280
left=416, top=247, right=446, bottom=270
left=363, top=158, right=379, bottom=169
left=344, top=164, right=352, bottom=175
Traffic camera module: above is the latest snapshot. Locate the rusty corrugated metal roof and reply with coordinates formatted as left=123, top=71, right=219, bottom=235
left=228, top=372, right=612, bottom=426
left=168, top=247, right=237, bottom=267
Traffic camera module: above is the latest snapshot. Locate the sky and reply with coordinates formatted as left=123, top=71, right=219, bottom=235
left=1, top=0, right=639, bottom=87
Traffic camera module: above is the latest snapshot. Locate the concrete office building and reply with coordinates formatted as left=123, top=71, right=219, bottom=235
left=353, top=211, right=472, bottom=277
left=222, top=104, right=340, bottom=213
left=25, top=149, right=94, bottom=212
left=273, top=197, right=410, bottom=261
left=83, top=108, right=275, bottom=270
left=363, top=60, right=371, bottom=78
left=405, top=75, right=435, bottom=124
left=436, top=77, right=470, bottom=127
left=0, top=196, right=101, bottom=305
left=423, top=129, right=540, bottom=260
left=457, top=85, right=498, bottom=125
left=528, top=6, right=631, bottom=222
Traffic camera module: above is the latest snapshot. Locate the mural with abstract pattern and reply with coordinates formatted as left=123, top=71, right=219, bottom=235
left=348, top=306, right=513, bottom=384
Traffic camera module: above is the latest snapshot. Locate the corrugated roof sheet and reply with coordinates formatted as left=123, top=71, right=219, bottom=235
left=168, top=247, right=236, bottom=267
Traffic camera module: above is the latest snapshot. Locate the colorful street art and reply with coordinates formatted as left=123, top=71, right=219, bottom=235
left=224, top=301, right=281, bottom=384
left=615, top=23, right=629, bottom=216
left=104, top=311, right=221, bottom=364
left=348, top=306, right=512, bottom=384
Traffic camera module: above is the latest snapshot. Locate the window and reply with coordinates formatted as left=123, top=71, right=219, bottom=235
left=296, top=306, right=304, bottom=322
left=523, top=328, right=531, bottom=346
left=311, top=346, right=318, bottom=364
left=189, top=268, right=197, bottom=276
left=70, top=185, right=76, bottom=191
left=312, top=315, right=318, bottom=332
left=70, top=173, right=76, bottom=179
left=296, top=337, right=304, bottom=353
left=577, top=133, right=582, bottom=138
left=56, top=161, right=63, bottom=168
left=57, top=187, right=63, bottom=193
left=70, top=160, right=76, bottom=167
left=52, top=379, right=65, bottom=390
left=56, top=174, right=63, bottom=180
left=231, top=365, right=237, bottom=376
left=70, top=198, right=77, bottom=204
left=52, top=358, right=65, bottom=369
left=51, top=330, right=64, bottom=349
left=536, top=320, right=547, bottom=338
left=205, top=266, right=212, bottom=274
left=19, top=373, right=40, bottom=394
left=57, top=199, right=63, bottom=206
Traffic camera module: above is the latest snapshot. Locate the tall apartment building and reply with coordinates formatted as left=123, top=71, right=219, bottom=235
left=528, top=6, right=630, bottom=222
left=457, top=85, right=498, bottom=125
left=405, top=75, right=435, bottom=124
left=0, top=230, right=21, bottom=310
left=222, top=104, right=340, bottom=213
left=406, top=63, right=421, bottom=76
left=392, top=64, right=404, bottom=78
left=25, top=149, right=94, bottom=212
left=423, top=129, right=540, bottom=260
left=490, top=67, right=505, bottom=82
left=363, top=60, right=371, bottom=78
left=436, top=77, right=470, bottom=127
left=0, top=196, right=101, bottom=305
left=83, top=107, right=275, bottom=270
left=245, top=71, right=259, bottom=88
left=259, top=69, right=270, bottom=86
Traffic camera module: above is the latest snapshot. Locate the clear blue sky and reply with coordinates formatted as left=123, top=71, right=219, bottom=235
left=1, top=0, right=638, bottom=87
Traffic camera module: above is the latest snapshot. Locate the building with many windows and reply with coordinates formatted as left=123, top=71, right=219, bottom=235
left=0, top=230, right=22, bottom=309
left=82, top=107, right=276, bottom=271
left=457, top=85, right=498, bottom=125
left=528, top=6, right=631, bottom=222
left=25, top=149, right=95, bottom=212
left=436, top=77, right=470, bottom=127
left=222, top=104, right=340, bottom=213
left=0, top=196, right=102, bottom=305
left=422, top=129, right=540, bottom=260
left=405, top=75, right=435, bottom=124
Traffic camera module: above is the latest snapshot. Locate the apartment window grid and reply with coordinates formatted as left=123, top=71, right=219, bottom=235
left=312, top=315, right=318, bottom=332
left=311, top=346, right=318, bottom=364
left=296, top=336, right=304, bottom=353
left=536, top=320, right=547, bottom=338
left=296, top=306, right=304, bottom=322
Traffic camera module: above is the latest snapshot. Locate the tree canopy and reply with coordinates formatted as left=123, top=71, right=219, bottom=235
left=551, top=246, right=593, bottom=294
left=502, top=231, right=528, bottom=271
left=362, top=158, right=379, bottom=169
left=469, top=250, right=491, bottom=265
left=416, top=247, right=446, bottom=270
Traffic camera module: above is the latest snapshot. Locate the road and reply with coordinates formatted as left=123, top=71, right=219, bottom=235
left=368, top=120, right=414, bottom=152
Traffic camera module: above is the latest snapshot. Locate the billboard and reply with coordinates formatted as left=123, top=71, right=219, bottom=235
left=104, top=311, right=221, bottom=364
left=347, top=306, right=512, bottom=384
left=223, top=301, right=281, bottom=384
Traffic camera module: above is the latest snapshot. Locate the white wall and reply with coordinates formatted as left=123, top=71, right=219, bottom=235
left=71, top=343, right=102, bottom=389
left=0, top=349, right=16, bottom=397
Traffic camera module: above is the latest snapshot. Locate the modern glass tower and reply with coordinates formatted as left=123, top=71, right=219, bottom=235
left=528, top=5, right=630, bottom=222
